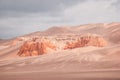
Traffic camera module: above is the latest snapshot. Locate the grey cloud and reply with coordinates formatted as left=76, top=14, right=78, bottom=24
left=0, top=26, right=20, bottom=38
left=0, top=0, right=84, bottom=18
left=0, top=25, right=44, bottom=39
left=0, top=0, right=119, bottom=39
left=111, top=0, right=120, bottom=13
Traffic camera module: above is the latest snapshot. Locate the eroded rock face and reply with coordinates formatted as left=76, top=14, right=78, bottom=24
left=18, top=34, right=107, bottom=57
left=64, top=35, right=107, bottom=50
left=18, top=38, right=56, bottom=57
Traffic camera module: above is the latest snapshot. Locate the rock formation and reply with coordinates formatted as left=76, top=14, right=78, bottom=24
left=18, top=34, right=107, bottom=57
left=18, top=38, right=56, bottom=57
left=64, top=34, right=107, bottom=50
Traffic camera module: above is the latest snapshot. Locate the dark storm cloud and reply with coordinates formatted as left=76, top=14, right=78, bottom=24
left=0, top=0, right=84, bottom=17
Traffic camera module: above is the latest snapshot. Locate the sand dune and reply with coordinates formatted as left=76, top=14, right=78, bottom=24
left=0, top=22, right=120, bottom=80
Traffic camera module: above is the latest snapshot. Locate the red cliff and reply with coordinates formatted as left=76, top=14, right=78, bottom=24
left=18, top=38, right=56, bottom=57
left=64, top=35, right=107, bottom=49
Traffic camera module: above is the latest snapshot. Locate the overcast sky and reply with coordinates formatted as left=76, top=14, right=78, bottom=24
left=0, top=0, right=120, bottom=39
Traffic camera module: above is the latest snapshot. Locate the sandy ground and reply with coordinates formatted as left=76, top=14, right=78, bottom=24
left=0, top=22, right=120, bottom=80
left=0, top=70, right=120, bottom=80
left=0, top=45, right=120, bottom=80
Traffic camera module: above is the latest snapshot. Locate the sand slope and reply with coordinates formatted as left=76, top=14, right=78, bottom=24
left=0, top=22, right=120, bottom=80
